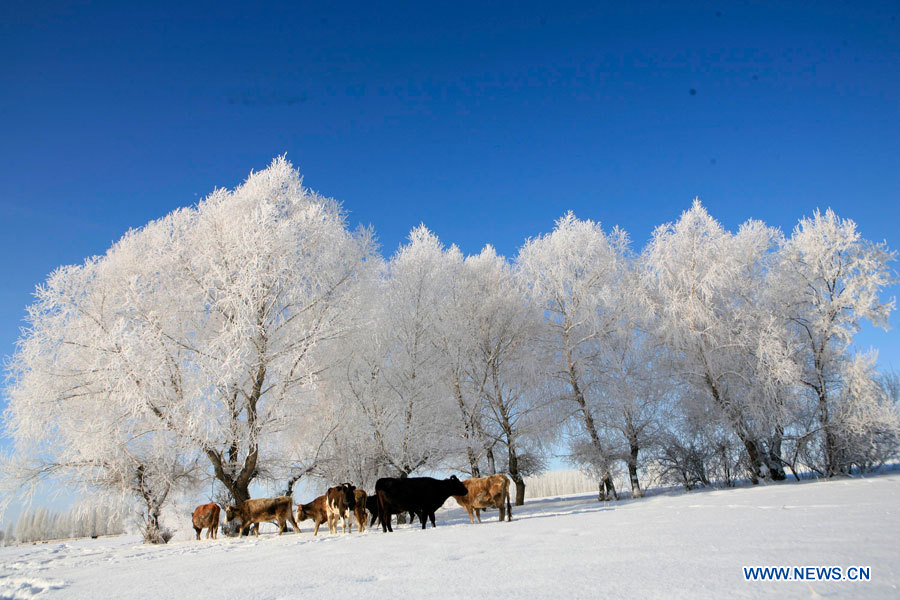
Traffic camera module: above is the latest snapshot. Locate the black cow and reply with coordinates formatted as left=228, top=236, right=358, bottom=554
left=366, top=494, right=419, bottom=527
left=375, top=475, right=468, bottom=532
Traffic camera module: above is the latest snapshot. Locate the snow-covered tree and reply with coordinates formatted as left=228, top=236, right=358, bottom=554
left=456, top=246, right=554, bottom=504
left=642, top=201, right=795, bottom=483
left=331, top=227, right=459, bottom=481
left=517, top=213, right=630, bottom=500
left=830, top=353, right=900, bottom=471
left=775, top=209, right=897, bottom=475
left=592, top=325, right=667, bottom=498
left=4, top=158, right=376, bottom=519
left=429, top=246, right=492, bottom=477
left=3, top=230, right=201, bottom=542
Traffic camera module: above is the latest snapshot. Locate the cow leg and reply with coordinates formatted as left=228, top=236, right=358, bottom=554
left=194, top=526, right=201, bottom=540
left=253, top=523, right=260, bottom=537
left=377, top=491, right=392, bottom=532
left=313, top=521, right=320, bottom=536
left=288, top=513, right=300, bottom=534
left=475, top=508, right=482, bottom=523
left=429, top=512, right=436, bottom=528
left=277, top=516, right=286, bottom=535
left=418, top=510, right=427, bottom=529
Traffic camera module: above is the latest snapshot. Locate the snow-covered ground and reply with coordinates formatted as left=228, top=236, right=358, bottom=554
left=1, top=474, right=898, bottom=599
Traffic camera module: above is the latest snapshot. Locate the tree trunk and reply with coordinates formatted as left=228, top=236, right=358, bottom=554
left=741, top=437, right=766, bottom=485
left=628, top=441, right=643, bottom=498
left=467, top=448, right=481, bottom=478
left=453, top=376, right=481, bottom=477
left=206, top=448, right=253, bottom=504
left=703, top=373, right=776, bottom=484
left=819, top=393, right=839, bottom=477
left=283, top=472, right=303, bottom=498
left=507, top=445, right=526, bottom=506
left=205, top=364, right=265, bottom=505
left=812, top=345, right=841, bottom=477
left=767, top=427, right=787, bottom=481
left=564, top=347, right=617, bottom=501
left=486, top=446, right=497, bottom=474
left=514, top=478, right=526, bottom=505
left=599, top=475, right=617, bottom=501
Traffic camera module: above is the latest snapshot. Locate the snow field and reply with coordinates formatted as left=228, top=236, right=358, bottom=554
left=1, top=474, right=898, bottom=599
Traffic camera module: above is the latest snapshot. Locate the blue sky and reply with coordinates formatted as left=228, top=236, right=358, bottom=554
left=1, top=0, right=898, bottom=445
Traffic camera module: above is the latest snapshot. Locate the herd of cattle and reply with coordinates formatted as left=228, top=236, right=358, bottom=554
left=191, top=474, right=512, bottom=540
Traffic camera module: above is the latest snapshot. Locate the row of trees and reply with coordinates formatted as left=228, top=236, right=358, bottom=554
left=0, top=505, right=123, bottom=545
left=3, top=158, right=897, bottom=542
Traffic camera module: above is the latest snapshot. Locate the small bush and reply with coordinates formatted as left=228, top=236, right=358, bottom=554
left=143, top=526, right=174, bottom=544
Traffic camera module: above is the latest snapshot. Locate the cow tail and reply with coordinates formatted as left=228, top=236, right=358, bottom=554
left=506, top=485, right=512, bottom=521
left=376, top=489, right=388, bottom=532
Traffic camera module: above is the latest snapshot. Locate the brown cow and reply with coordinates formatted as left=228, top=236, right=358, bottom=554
left=453, top=474, right=512, bottom=523
left=326, top=483, right=356, bottom=534
left=192, top=502, right=221, bottom=540
left=351, top=489, right=367, bottom=533
left=296, top=495, right=328, bottom=536
left=224, top=496, right=299, bottom=537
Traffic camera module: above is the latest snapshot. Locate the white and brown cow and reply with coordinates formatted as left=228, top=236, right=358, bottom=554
left=192, top=502, right=221, bottom=540
left=225, top=496, right=299, bottom=537
left=453, top=474, right=512, bottom=523
left=325, top=483, right=356, bottom=534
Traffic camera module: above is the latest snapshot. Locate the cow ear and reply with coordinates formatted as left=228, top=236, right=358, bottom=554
left=450, top=475, right=458, bottom=481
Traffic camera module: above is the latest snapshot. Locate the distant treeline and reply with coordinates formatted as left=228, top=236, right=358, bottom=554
left=0, top=505, right=123, bottom=546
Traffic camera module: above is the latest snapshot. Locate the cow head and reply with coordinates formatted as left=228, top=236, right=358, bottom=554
left=224, top=505, right=238, bottom=522
left=297, top=504, right=312, bottom=521
left=341, top=483, right=357, bottom=510
left=446, top=475, right=468, bottom=496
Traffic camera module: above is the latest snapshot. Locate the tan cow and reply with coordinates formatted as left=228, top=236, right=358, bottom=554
left=453, top=474, right=512, bottom=523
left=224, top=496, right=299, bottom=537
left=351, top=489, right=367, bottom=533
left=325, top=483, right=356, bottom=534
left=296, top=495, right=328, bottom=535
left=192, top=502, right=220, bottom=540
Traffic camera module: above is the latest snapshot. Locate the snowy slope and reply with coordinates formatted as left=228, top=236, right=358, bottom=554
left=1, top=474, right=898, bottom=599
